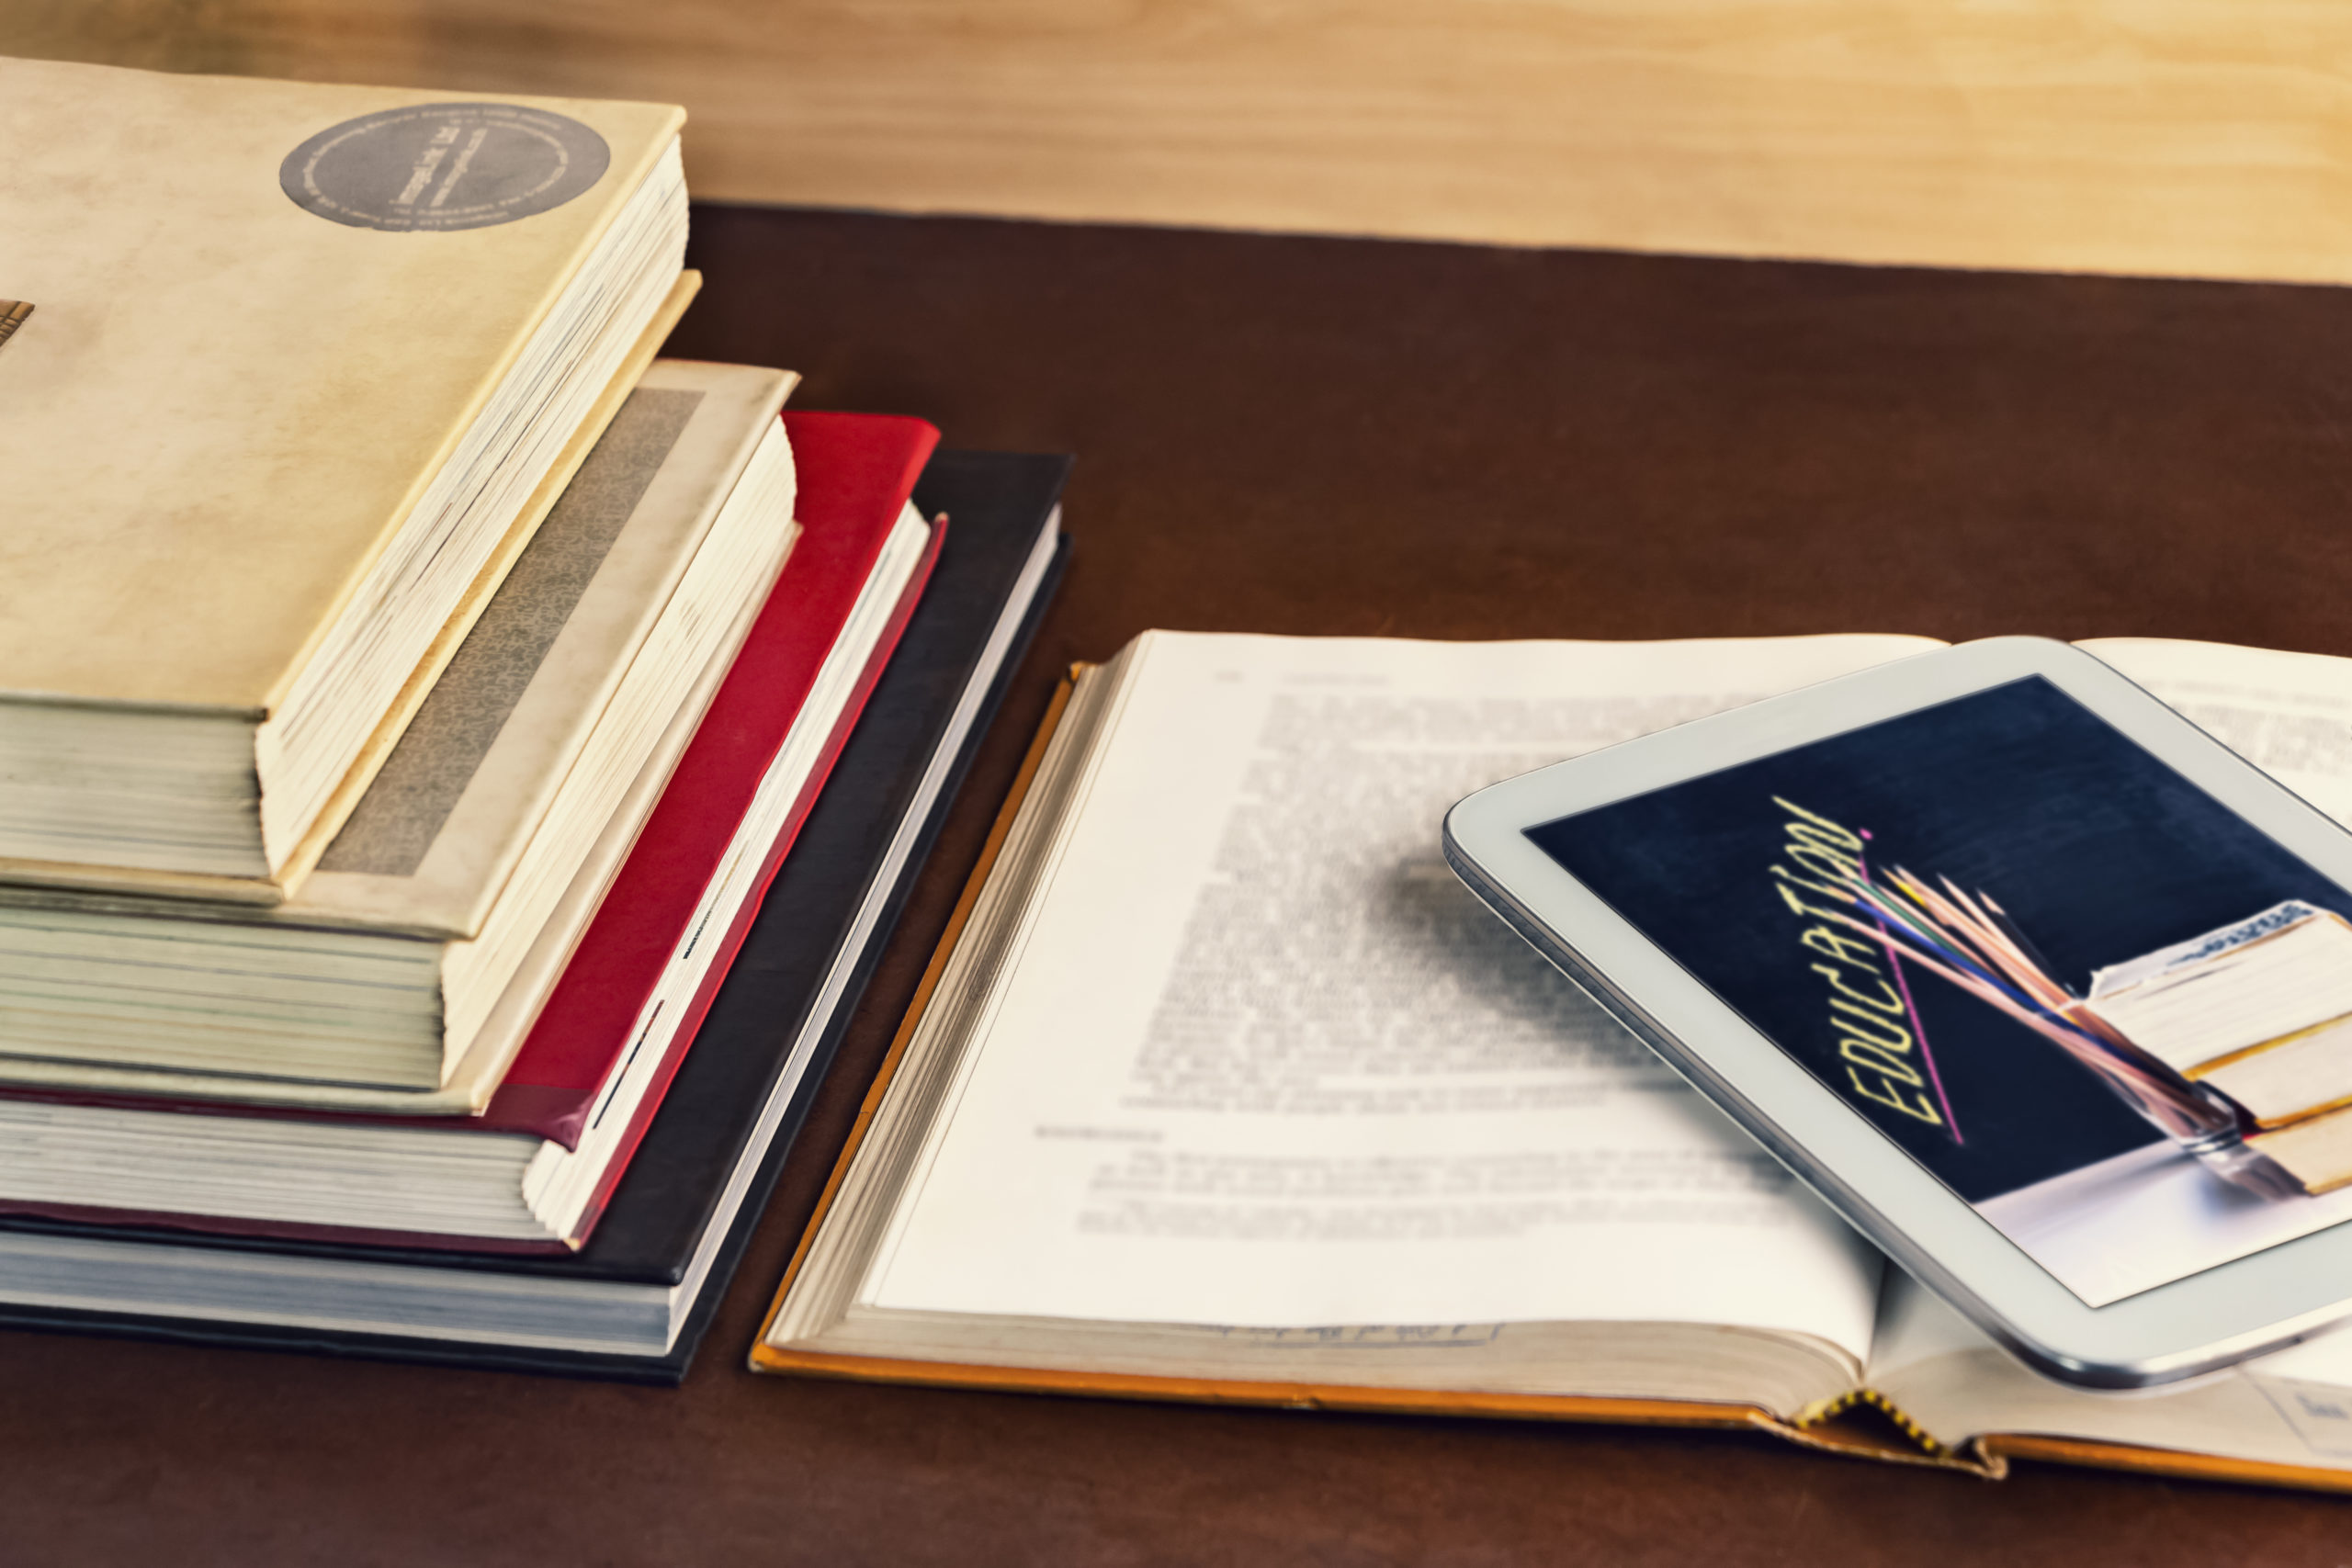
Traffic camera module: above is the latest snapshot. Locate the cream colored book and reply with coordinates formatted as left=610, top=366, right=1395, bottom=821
left=0, top=57, right=691, bottom=901
left=759, top=630, right=2352, bottom=1495
left=0, top=362, right=797, bottom=1102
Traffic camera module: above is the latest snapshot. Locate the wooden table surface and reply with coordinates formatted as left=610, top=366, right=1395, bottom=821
left=7, top=206, right=2352, bottom=1563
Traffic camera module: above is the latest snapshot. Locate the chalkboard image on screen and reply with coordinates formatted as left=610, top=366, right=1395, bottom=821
left=1529, top=676, right=2352, bottom=1309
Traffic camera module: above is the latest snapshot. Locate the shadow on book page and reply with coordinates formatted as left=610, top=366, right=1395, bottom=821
left=1530, top=676, right=2352, bottom=1308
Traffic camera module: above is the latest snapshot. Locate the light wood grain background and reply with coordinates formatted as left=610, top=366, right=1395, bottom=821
left=10, top=0, right=2352, bottom=283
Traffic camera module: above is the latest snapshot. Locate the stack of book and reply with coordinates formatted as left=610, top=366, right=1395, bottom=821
left=2084, top=903, right=2352, bottom=1193
left=0, top=58, right=1068, bottom=1379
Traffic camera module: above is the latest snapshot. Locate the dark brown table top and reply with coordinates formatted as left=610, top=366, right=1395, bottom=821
left=9, top=206, right=2352, bottom=1564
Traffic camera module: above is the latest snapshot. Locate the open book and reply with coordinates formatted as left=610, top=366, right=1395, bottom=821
left=755, top=630, right=2352, bottom=1491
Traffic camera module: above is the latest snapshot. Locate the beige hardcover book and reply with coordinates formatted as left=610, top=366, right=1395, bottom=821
left=0, top=57, right=690, bottom=900
left=0, top=362, right=798, bottom=1100
left=758, top=631, right=2352, bottom=1495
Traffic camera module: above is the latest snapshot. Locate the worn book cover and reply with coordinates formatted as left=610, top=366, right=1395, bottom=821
left=0, top=57, right=689, bottom=894
left=0, top=57, right=682, bottom=712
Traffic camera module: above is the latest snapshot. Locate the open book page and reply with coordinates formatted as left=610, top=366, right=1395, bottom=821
left=861, top=630, right=1940, bottom=1356
left=2081, top=637, right=2352, bottom=825
left=1865, top=1273, right=2352, bottom=1472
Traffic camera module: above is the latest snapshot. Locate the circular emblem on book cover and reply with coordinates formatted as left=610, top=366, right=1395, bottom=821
left=279, top=103, right=611, bottom=231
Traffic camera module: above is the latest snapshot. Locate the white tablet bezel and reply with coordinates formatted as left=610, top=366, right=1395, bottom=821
left=1443, top=635, right=2352, bottom=1387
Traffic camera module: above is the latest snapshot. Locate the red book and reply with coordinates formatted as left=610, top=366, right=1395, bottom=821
left=485, top=411, right=940, bottom=1145
left=0, top=412, right=943, bottom=1253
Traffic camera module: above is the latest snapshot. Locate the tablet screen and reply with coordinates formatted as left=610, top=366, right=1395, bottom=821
left=1527, top=675, right=2352, bottom=1307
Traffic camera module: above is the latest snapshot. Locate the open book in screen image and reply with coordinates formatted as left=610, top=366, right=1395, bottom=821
left=1528, top=675, right=2352, bottom=1309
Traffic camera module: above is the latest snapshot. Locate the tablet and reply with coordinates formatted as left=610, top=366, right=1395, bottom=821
left=1443, top=636, right=2352, bottom=1388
